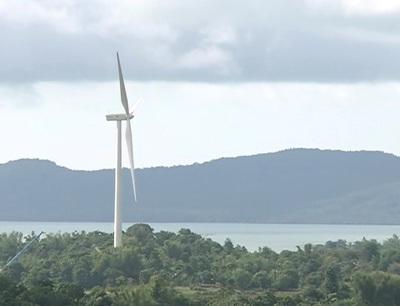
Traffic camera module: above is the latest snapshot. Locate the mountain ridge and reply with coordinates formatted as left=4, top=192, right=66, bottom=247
left=1, top=148, right=400, bottom=224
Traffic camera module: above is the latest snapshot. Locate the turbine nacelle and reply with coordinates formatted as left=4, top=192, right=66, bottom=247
left=106, top=113, right=134, bottom=121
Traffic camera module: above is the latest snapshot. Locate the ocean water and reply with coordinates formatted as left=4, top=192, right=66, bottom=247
left=1, top=222, right=400, bottom=252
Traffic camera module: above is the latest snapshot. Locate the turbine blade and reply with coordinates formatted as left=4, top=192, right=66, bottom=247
left=130, top=98, right=142, bottom=115
left=125, top=119, right=137, bottom=202
left=117, top=52, right=130, bottom=115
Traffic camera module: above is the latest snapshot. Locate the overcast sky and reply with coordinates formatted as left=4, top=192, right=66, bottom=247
left=1, top=0, right=400, bottom=170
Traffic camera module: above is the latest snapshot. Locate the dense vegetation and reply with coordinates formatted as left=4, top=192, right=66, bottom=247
left=2, top=224, right=400, bottom=305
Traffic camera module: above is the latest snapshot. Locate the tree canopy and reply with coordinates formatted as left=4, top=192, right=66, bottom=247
left=1, top=225, right=400, bottom=305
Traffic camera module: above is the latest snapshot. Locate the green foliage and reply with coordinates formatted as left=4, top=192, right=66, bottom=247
left=274, top=268, right=299, bottom=290
left=0, top=274, right=28, bottom=306
left=352, top=271, right=400, bottom=305
left=324, top=265, right=339, bottom=295
left=253, top=270, right=271, bottom=289
left=3, top=226, right=400, bottom=305
left=0, top=232, right=23, bottom=263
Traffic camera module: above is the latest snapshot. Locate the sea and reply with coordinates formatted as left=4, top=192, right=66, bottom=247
left=1, top=222, right=400, bottom=253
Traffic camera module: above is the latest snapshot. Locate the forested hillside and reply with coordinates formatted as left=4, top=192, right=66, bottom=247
left=1, top=149, right=400, bottom=224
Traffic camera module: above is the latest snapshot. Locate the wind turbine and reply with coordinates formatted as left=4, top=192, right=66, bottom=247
left=106, top=52, right=141, bottom=247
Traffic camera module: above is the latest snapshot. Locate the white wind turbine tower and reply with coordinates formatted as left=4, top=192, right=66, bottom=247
left=106, top=52, right=141, bottom=247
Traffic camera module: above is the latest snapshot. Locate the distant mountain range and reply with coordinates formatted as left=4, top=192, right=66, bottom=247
left=1, top=149, right=400, bottom=224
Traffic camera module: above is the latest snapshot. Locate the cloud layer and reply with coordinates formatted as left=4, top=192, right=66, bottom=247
left=1, top=0, right=400, bottom=83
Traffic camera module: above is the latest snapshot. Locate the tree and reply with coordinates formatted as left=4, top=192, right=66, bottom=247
left=126, top=224, right=155, bottom=246
left=0, top=274, right=28, bottom=306
left=80, top=286, right=113, bottom=306
left=253, top=271, right=271, bottom=289
left=354, top=238, right=380, bottom=262
left=324, top=265, right=339, bottom=295
left=274, top=269, right=299, bottom=291
left=223, top=239, right=234, bottom=254
left=353, top=271, right=400, bottom=305
left=232, top=269, right=252, bottom=290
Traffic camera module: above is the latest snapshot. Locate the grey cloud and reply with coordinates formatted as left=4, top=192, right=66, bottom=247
left=1, top=0, right=400, bottom=84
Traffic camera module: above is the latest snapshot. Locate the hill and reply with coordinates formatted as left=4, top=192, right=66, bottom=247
left=1, top=149, right=400, bottom=224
